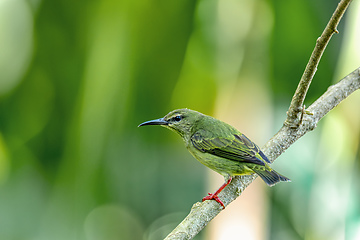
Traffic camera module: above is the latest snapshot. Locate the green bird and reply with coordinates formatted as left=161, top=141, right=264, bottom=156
left=139, top=108, right=290, bottom=208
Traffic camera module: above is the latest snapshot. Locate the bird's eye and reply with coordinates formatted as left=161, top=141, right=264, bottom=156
left=173, top=115, right=182, bottom=122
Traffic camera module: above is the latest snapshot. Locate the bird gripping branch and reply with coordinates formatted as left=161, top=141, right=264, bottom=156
left=139, top=109, right=290, bottom=209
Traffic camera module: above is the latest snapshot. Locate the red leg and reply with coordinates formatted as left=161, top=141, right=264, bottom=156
left=202, top=176, right=232, bottom=209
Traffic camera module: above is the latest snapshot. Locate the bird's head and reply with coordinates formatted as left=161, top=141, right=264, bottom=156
left=138, top=108, right=204, bottom=138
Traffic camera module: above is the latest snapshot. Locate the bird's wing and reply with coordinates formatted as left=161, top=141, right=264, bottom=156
left=191, top=132, right=270, bottom=166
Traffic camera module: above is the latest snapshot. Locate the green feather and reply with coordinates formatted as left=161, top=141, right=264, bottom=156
left=139, top=108, right=290, bottom=187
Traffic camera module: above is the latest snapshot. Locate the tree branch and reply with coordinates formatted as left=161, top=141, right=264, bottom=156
left=285, top=0, right=352, bottom=126
left=164, top=1, right=356, bottom=239
left=165, top=66, right=360, bottom=240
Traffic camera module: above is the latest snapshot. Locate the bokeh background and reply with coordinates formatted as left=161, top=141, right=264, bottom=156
left=0, top=0, right=359, bottom=239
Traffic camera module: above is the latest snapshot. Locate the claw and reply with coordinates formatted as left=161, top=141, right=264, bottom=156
left=201, top=176, right=232, bottom=209
left=202, top=193, right=225, bottom=209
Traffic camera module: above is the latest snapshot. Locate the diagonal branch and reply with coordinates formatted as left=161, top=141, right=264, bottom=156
left=165, top=66, right=360, bottom=240
left=285, top=0, right=353, bottom=126
left=164, top=0, right=356, bottom=239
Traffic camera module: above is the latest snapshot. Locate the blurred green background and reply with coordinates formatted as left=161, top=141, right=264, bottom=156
left=0, top=0, right=359, bottom=239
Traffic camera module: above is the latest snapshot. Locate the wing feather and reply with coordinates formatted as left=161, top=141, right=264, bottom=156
left=191, top=132, right=270, bottom=166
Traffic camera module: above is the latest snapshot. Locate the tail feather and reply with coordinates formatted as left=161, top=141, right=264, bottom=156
left=253, top=169, right=290, bottom=187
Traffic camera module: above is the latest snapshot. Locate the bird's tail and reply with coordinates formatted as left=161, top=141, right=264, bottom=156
left=253, top=168, right=291, bottom=187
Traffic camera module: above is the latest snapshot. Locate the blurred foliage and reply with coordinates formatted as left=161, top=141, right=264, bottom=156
left=0, top=0, right=359, bottom=240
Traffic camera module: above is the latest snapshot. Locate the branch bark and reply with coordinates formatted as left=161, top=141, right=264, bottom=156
left=165, top=67, right=360, bottom=240
left=286, top=0, right=352, bottom=126
left=164, top=0, right=356, bottom=239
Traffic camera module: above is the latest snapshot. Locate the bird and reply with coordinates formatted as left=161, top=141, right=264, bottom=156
left=138, top=108, right=290, bottom=208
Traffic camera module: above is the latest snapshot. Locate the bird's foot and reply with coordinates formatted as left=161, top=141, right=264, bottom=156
left=202, top=193, right=225, bottom=209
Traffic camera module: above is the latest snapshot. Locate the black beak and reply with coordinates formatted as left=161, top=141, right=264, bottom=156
left=138, top=118, right=168, bottom=127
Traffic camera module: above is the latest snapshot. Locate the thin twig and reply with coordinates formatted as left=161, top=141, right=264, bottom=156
left=285, top=0, right=352, bottom=127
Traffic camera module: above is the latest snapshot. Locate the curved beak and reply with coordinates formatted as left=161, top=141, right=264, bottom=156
left=138, top=118, right=168, bottom=127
